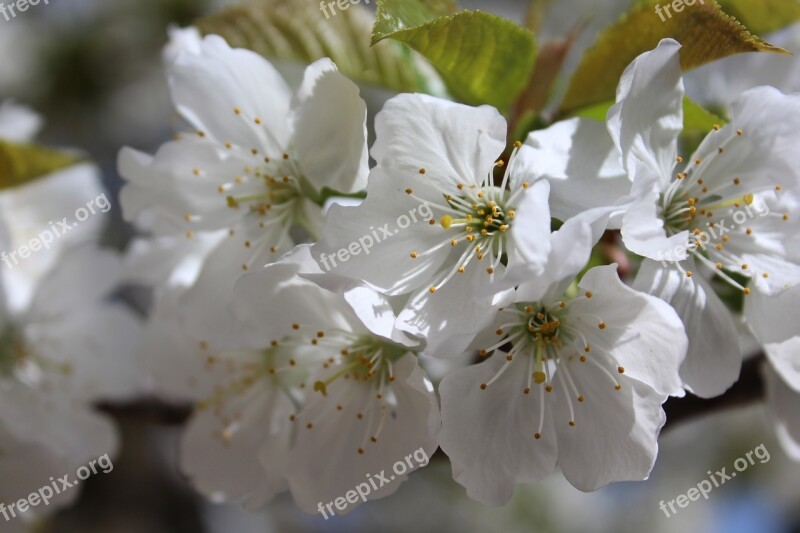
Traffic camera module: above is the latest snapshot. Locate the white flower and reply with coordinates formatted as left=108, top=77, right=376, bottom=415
left=523, top=39, right=800, bottom=397
left=313, top=93, right=556, bottom=354
left=0, top=241, right=141, bottom=518
left=119, top=33, right=369, bottom=348
left=0, top=103, right=107, bottom=313
left=437, top=221, right=687, bottom=504
left=180, top=245, right=438, bottom=514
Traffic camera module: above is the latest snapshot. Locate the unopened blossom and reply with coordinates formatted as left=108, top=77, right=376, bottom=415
left=522, top=39, right=800, bottom=397
left=180, top=245, right=438, bottom=514
left=313, top=93, right=555, bottom=354
left=120, top=33, right=369, bottom=347
left=437, top=220, right=687, bottom=504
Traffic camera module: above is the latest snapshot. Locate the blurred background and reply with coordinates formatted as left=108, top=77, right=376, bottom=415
left=2, top=0, right=799, bottom=531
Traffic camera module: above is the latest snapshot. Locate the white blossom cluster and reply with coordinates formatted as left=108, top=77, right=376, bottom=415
left=115, top=30, right=800, bottom=512
left=0, top=102, right=140, bottom=526
left=3, top=22, right=800, bottom=522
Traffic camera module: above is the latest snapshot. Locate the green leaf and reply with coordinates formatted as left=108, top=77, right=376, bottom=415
left=423, top=0, right=458, bottom=15
left=195, top=0, right=424, bottom=94
left=682, top=97, right=726, bottom=132
left=572, top=100, right=613, bottom=122
left=560, top=0, right=788, bottom=114
left=716, top=0, right=800, bottom=35
left=373, top=1, right=537, bottom=110
left=0, top=141, right=82, bottom=190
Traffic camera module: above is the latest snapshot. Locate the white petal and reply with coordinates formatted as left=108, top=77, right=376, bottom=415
left=621, top=185, right=689, bottom=262
left=123, top=232, right=224, bottom=288
left=26, top=303, right=143, bottom=402
left=180, top=222, right=294, bottom=351
left=608, top=39, right=683, bottom=184
left=27, top=247, right=122, bottom=319
left=554, top=363, right=666, bottom=491
left=0, top=101, right=42, bottom=141
left=399, top=258, right=506, bottom=358
left=507, top=180, right=552, bottom=271
left=518, top=117, right=631, bottom=221
left=371, top=93, right=506, bottom=186
left=118, top=140, right=249, bottom=235
left=746, top=284, right=800, bottom=344
left=302, top=269, right=420, bottom=348
left=763, top=362, right=800, bottom=461
left=763, top=337, right=800, bottom=392
left=168, top=35, right=292, bottom=153
left=438, top=354, right=558, bottom=506
left=312, top=167, right=449, bottom=295
left=0, top=163, right=106, bottom=312
left=163, top=25, right=202, bottom=63
left=633, top=258, right=741, bottom=397
left=571, top=264, right=686, bottom=396
left=231, top=244, right=359, bottom=348
left=512, top=217, right=595, bottom=303
left=139, top=287, right=220, bottom=402
left=290, top=59, right=369, bottom=194
left=0, top=384, right=117, bottom=467
left=711, top=86, right=800, bottom=191
left=0, top=430, right=81, bottom=515
left=286, top=354, right=438, bottom=514
left=180, top=378, right=292, bottom=507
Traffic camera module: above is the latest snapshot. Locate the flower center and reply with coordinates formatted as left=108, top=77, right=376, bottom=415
left=656, top=126, right=789, bottom=292
left=313, top=336, right=407, bottom=396
left=476, top=294, right=626, bottom=440
left=406, top=143, right=530, bottom=293
left=0, top=326, right=72, bottom=384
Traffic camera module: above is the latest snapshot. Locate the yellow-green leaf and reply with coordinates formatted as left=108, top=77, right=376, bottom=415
left=560, top=0, right=787, bottom=114
left=195, top=0, right=423, bottom=94
left=716, top=0, right=800, bottom=35
left=683, top=97, right=726, bottom=132
left=373, top=1, right=537, bottom=110
left=0, top=141, right=82, bottom=190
